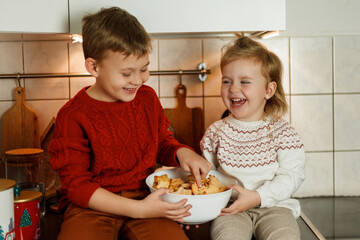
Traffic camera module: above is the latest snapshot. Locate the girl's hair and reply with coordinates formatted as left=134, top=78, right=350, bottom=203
left=81, top=7, right=152, bottom=61
left=221, top=36, right=288, bottom=118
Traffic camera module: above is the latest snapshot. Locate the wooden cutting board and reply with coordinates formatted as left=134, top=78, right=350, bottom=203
left=164, top=84, right=204, bottom=155
left=1, top=87, right=41, bottom=156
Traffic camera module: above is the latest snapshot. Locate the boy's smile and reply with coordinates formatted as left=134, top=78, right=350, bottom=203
left=221, top=58, right=273, bottom=122
left=86, top=50, right=150, bottom=102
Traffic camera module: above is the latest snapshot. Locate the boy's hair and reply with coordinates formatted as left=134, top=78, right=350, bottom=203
left=221, top=36, right=288, bottom=118
left=82, top=7, right=152, bottom=60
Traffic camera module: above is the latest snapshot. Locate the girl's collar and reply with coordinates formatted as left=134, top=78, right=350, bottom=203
left=226, top=114, right=274, bottom=127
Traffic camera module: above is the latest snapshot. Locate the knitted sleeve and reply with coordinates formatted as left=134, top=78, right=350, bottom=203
left=49, top=108, right=100, bottom=209
left=200, top=122, right=220, bottom=169
left=256, top=122, right=305, bottom=208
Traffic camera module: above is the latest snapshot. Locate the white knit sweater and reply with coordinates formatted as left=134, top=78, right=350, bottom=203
left=201, top=115, right=305, bottom=218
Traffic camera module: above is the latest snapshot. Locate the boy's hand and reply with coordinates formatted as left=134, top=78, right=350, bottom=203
left=180, top=224, right=199, bottom=230
left=176, top=147, right=212, bottom=187
left=220, top=185, right=261, bottom=215
left=138, top=188, right=192, bottom=222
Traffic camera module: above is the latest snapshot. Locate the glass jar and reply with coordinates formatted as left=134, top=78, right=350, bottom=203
left=2, top=148, right=46, bottom=217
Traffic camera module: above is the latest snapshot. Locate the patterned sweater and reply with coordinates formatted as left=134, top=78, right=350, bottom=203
left=201, top=115, right=305, bottom=218
left=49, top=85, right=188, bottom=211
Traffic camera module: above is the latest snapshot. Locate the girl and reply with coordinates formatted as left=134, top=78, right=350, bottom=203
left=201, top=37, right=305, bottom=240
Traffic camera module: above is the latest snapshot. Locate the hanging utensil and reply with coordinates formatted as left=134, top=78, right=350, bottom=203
left=164, top=84, right=204, bottom=155
left=1, top=86, right=41, bottom=156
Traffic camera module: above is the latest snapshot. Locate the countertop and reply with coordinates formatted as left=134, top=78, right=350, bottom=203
left=39, top=197, right=326, bottom=240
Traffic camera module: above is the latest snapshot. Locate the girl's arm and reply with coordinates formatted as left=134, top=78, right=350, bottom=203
left=256, top=148, right=305, bottom=207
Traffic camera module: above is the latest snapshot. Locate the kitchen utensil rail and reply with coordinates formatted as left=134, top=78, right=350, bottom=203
left=0, top=63, right=211, bottom=82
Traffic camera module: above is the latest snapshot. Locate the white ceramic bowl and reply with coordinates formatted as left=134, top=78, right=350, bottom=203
left=145, top=168, right=236, bottom=224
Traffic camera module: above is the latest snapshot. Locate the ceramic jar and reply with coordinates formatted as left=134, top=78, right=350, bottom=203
left=0, top=178, right=16, bottom=240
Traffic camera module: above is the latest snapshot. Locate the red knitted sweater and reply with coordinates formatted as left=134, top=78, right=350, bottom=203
left=49, top=85, right=187, bottom=211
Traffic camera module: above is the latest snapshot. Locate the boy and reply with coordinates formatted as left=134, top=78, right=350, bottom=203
left=49, top=7, right=211, bottom=240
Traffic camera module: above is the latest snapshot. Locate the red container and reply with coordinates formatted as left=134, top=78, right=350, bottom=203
left=14, top=190, right=42, bottom=240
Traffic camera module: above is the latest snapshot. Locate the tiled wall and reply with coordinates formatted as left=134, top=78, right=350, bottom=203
left=1, top=33, right=360, bottom=197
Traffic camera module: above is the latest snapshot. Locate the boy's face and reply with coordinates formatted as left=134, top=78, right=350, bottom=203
left=221, top=58, right=270, bottom=122
left=88, top=50, right=150, bottom=102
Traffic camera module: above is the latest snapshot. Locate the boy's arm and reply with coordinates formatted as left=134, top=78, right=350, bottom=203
left=175, top=147, right=211, bottom=187
left=174, top=125, right=220, bottom=187
left=49, top=116, right=100, bottom=209
left=87, top=187, right=191, bottom=221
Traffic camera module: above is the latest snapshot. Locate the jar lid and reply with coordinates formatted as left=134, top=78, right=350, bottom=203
left=5, top=148, right=43, bottom=156
left=0, top=178, right=16, bottom=192
left=14, top=190, right=42, bottom=203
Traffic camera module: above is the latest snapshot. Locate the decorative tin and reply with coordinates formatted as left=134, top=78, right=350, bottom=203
left=0, top=178, right=16, bottom=240
left=14, top=189, right=42, bottom=240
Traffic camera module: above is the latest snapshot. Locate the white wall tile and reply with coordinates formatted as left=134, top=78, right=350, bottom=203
left=0, top=33, right=22, bottom=41
left=69, top=42, right=86, bottom=73
left=70, top=77, right=95, bottom=98
left=160, top=75, right=202, bottom=97
left=0, top=42, right=23, bottom=74
left=291, top=95, right=333, bottom=151
left=144, top=76, right=159, bottom=96
left=159, top=39, right=202, bottom=97
left=26, top=100, right=67, bottom=135
left=0, top=41, right=23, bottom=99
left=187, top=97, right=203, bottom=109
left=159, top=39, right=202, bottom=70
left=334, top=36, right=360, bottom=93
left=25, top=78, right=69, bottom=99
left=160, top=97, right=176, bottom=109
left=203, top=38, right=233, bottom=96
left=149, top=39, right=158, bottom=71
left=290, top=37, right=332, bottom=94
left=335, top=151, right=360, bottom=196
left=293, top=152, right=333, bottom=197
left=334, top=94, right=360, bottom=150
left=284, top=95, right=290, bottom=122
left=24, top=41, right=68, bottom=73
left=160, top=96, right=202, bottom=110
left=0, top=79, right=24, bottom=101
left=23, top=34, right=70, bottom=41
left=259, top=38, right=290, bottom=94
left=204, top=97, right=227, bottom=130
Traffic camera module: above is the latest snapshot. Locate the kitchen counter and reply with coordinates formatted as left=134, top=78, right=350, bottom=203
left=298, top=197, right=360, bottom=240
left=39, top=197, right=323, bottom=240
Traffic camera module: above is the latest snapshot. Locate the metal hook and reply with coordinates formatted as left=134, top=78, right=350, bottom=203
left=197, top=62, right=208, bottom=82
left=178, top=69, right=183, bottom=85
left=16, top=72, right=21, bottom=87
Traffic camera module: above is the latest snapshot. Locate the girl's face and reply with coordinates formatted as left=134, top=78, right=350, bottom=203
left=221, top=58, right=275, bottom=122
left=86, top=50, right=150, bottom=102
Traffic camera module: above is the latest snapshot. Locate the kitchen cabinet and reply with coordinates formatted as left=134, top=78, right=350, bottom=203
left=283, top=0, right=360, bottom=37
left=69, top=0, right=285, bottom=35
left=0, top=0, right=68, bottom=33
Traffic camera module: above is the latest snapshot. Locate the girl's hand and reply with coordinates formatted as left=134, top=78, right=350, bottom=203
left=176, top=147, right=212, bottom=187
left=137, top=188, right=192, bottom=222
left=220, top=185, right=261, bottom=216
